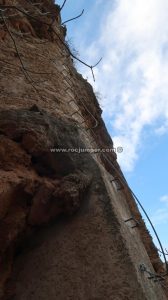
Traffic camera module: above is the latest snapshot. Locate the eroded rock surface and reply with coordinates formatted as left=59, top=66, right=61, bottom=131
left=0, top=109, right=93, bottom=298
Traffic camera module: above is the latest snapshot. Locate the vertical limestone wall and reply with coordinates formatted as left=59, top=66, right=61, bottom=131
left=0, top=1, right=167, bottom=299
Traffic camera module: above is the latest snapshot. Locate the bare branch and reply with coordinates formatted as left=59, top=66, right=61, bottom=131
left=0, top=10, right=46, bottom=99
left=0, top=5, right=102, bottom=81
left=60, top=0, right=67, bottom=12
left=62, top=9, right=84, bottom=25
left=91, top=68, right=95, bottom=82
left=92, top=57, right=102, bottom=68
left=158, top=248, right=168, bottom=256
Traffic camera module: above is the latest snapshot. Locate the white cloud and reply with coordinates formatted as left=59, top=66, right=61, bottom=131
left=160, top=195, right=168, bottom=205
left=80, top=0, right=168, bottom=171
left=152, top=195, right=168, bottom=225
left=152, top=208, right=168, bottom=225
left=155, top=121, right=168, bottom=135
left=112, top=135, right=139, bottom=172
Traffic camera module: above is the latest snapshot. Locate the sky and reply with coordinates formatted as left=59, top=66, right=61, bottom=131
left=56, top=0, right=168, bottom=257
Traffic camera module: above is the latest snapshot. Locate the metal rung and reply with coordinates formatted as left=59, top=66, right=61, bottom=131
left=155, top=275, right=162, bottom=278
left=117, top=186, right=124, bottom=191
left=155, top=277, right=165, bottom=281
left=125, top=217, right=139, bottom=229
left=71, top=110, right=80, bottom=116
left=124, top=217, right=134, bottom=223
left=139, top=264, right=146, bottom=272
left=68, top=99, right=75, bottom=104
left=79, top=119, right=85, bottom=125
left=131, top=224, right=139, bottom=229
left=110, top=179, right=116, bottom=182
left=32, top=3, right=43, bottom=6
left=110, top=178, right=124, bottom=190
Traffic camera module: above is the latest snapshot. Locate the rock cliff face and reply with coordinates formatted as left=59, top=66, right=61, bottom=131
left=0, top=1, right=167, bottom=299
